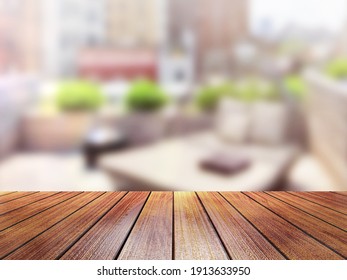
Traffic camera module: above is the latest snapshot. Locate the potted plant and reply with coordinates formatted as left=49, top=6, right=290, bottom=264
left=187, top=83, right=234, bottom=136
left=283, top=75, right=307, bottom=101
left=195, top=83, right=235, bottom=112
left=23, top=80, right=104, bottom=151
left=207, top=82, right=251, bottom=143
left=304, top=58, right=347, bottom=187
left=121, top=79, right=169, bottom=145
left=325, top=57, right=347, bottom=80
left=55, top=80, right=104, bottom=111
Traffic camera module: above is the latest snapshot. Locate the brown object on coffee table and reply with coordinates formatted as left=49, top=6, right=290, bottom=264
left=200, top=153, right=251, bottom=175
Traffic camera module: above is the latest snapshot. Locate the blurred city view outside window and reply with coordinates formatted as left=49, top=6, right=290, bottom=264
left=0, top=0, right=347, bottom=191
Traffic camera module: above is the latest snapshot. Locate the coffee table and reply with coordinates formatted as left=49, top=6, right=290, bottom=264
left=100, top=132, right=298, bottom=191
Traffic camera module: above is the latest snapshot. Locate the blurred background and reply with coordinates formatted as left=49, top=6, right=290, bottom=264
left=1, top=0, right=347, bottom=191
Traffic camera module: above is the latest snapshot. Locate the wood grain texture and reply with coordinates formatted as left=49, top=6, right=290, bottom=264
left=0, top=192, right=16, bottom=197
left=61, top=192, right=149, bottom=260
left=0, top=192, right=58, bottom=215
left=246, top=192, right=347, bottom=258
left=118, top=192, right=172, bottom=260
left=1, top=191, right=346, bottom=260
left=289, top=192, right=347, bottom=214
left=0, top=192, right=80, bottom=231
left=221, top=192, right=343, bottom=260
left=308, top=192, right=347, bottom=205
left=0, top=192, right=103, bottom=258
left=267, top=192, right=347, bottom=230
left=197, top=192, right=285, bottom=260
left=5, top=192, right=126, bottom=260
left=0, top=192, right=37, bottom=204
left=333, top=192, right=347, bottom=197
left=174, top=192, right=229, bottom=260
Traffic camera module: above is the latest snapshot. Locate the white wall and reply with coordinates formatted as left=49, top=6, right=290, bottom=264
left=42, top=0, right=107, bottom=78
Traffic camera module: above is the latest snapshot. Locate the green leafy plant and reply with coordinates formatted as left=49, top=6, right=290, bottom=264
left=284, top=75, right=307, bottom=100
left=236, top=79, right=279, bottom=102
left=196, top=82, right=235, bottom=111
left=56, top=80, right=104, bottom=111
left=326, top=58, right=347, bottom=79
left=125, top=79, right=168, bottom=111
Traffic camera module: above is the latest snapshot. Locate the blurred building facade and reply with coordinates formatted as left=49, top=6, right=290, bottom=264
left=106, top=0, right=165, bottom=48
left=0, top=0, right=41, bottom=74
left=42, top=0, right=107, bottom=77
left=78, top=48, right=158, bottom=81
left=43, top=0, right=166, bottom=78
left=0, top=0, right=249, bottom=80
left=0, top=0, right=109, bottom=77
left=168, top=0, right=249, bottom=79
left=336, top=21, right=347, bottom=55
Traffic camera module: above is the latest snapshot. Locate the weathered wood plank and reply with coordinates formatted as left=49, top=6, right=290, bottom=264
left=0, top=192, right=80, bottom=231
left=308, top=192, right=347, bottom=205
left=0, top=192, right=103, bottom=259
left=0, top=192, right=58, bottom=215
left=333, top=192, right=347, bottom=197
left=246, top=192, right=347, bottom=258
left=1, top=191, right=345, bottom=260
left=118, top=192, right=172, bottom=260
left=0, top=192, right=37, bottom=204
left=5, top=192, right=126, bottom=260
left=174, top=192, right=229, bottom=260
left=61, top=192, right=149, bottom=260
left=267, top=192, right=347, bottom=230
left=289, top=192, right=347, bottom=214
left=197, top=192, right=285, bottom=260
left=221, top=192, right=343, bottom=260
left=0, top=192, right=16, bottom=197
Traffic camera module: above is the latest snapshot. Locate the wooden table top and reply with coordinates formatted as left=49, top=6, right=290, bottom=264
left=0, top=191, right=346, bottom=260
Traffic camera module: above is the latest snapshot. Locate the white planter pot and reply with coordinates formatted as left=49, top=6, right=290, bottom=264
left=23, top=111, right=94, bottom=151
left=250, top=101, right=288, bottom=145
left=215, top=98, right=251, bottom=143
left=120, top=110, right=168, bottom=146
